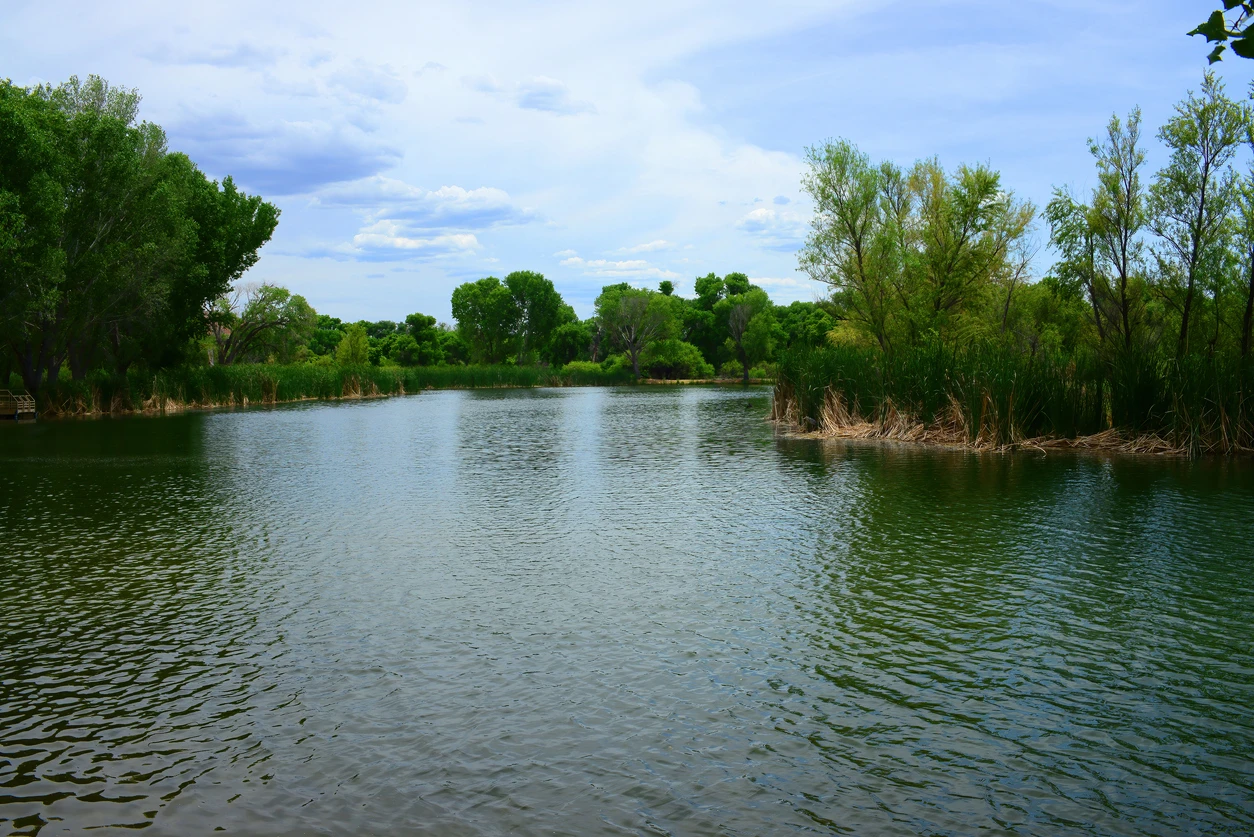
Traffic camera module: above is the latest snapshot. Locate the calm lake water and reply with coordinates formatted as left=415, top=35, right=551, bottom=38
left=1, top=386, right=1252, bottom=836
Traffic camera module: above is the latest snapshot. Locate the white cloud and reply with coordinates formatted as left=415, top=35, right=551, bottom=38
left=354, top=224, right=478, bottom=252
left=616, top=240, right=675, bottom=254
left=307, top=177, right=537, bottom=262
left=737, top=207, right=808, bottom=252
left=560, top=256, right=679, bottom=279
left=307, top=222, right=479, bottom=262
left=314, top=177, right=540, bottom=230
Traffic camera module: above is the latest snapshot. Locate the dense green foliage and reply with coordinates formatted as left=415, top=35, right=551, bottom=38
left=0, top=76, right=280, bottom=393
left=786, top=72, right=1254, bottom=454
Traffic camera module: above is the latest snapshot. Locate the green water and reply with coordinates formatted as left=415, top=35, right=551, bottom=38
left=1, top=387, right=1251, bottom=835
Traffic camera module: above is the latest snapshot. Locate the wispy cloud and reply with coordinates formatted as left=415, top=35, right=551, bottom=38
left=462, top=73, right=595, bottom=116
left=516, top=77, right=595, bottom=115
left=329, top=61, right=408, bottom=104
left=560, top=254, right=679, bottom=279
left=168, top=112, right=401, bottom=195
left=616, top=240, right=675, bottom=254
left=750, top=275, right=826, bottom=303
left=314, top=177, right=540, bottom=230
left=306, top=226, right=480, bottom=262
left=462, top=74, right=502, bottom=94
left=306, top=177, right=538, bottom=262
left=737, top=207, right=807, bottom=252
left=144, top=43, right=279, bottom=69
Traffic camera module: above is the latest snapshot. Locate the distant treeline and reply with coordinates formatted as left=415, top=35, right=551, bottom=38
left=2, top=75, right=831, bottom=400
left=779, top=71, right=1254, bottom=454
left=292, top=271, right=832, bottom=383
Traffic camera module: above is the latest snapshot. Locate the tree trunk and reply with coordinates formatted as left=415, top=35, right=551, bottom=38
left=68, top=340, right=90, bottom=381
left=1177, top=274, right=1196, bottom=359
left=46, top=351, right=64, bottom=387
left=1242, top=247, right=1254, bottom=359
left=630, top=347, right=640, bottom=380
left=16, top=336, right=48, bottom=395
left=738, top=343, right=749, bottom=384
left=1120, top=274, right=1132, bottom=351
left=1088, top=281, right=1107, bottom=344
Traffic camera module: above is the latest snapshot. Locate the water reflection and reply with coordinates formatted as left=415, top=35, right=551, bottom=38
left=1, top=389, right=1252, bottom=835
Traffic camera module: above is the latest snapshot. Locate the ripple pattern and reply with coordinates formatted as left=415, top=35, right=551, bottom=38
left=1, top=388, right=1252, bottom=835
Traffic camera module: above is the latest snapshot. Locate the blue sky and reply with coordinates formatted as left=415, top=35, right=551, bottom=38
left=4, top=1, right=1252, bottom=322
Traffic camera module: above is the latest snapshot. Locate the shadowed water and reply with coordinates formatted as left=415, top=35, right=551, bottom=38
left=1, top=387, right=1251, bottom=835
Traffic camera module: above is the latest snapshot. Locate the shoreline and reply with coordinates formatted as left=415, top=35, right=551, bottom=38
left=21, top=378, right=774, bottom=421
left=771, top=416, right=1225, bottom=458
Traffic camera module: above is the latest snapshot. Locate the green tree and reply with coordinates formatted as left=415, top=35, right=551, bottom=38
left=640, top=338, right=712, bottom=379
left=1149, top=72, right=1248, bottom=357
left=438, top=325, right=470, bottom=365
left=0, top=75, right=278, bottom=391
left=0, top=80, right=67, bottom=392
left=451, top=276, right=518, bottom=364
left=904, top=159, right=1034, bottom=342
left=1234, top=170, right=1254, bottom=357
left=800, top=140, right=898, bottom=350
left=209, top=283, right=313, bottom=365
left=308, top=315, right=347, bottom=356
left=686, top=272, right=729, bottom=364
left=775, top=301, right=837, bottom=349
left=249, top=294, right=316, bottom=363
left=1046, top=188, right=1111, bottom=345
left=402, top=312, right=446, bottom=365
left=715, top=287, right=777, bottom=383
left=335, top=322, right=370, bottom=366
left=504, top=270, right=563, bottom=362
left=1090, top=109, right=1150, bottom=351
left=595, top=284, right=675, bottom=379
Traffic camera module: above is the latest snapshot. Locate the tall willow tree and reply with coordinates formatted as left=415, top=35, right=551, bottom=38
left=1235, top=172, right=1254, bottom=358
left=1089, top=109, right=1149, bottom=351
left=800, top=139, right=1034, bottom=351
left=1045, top=189, right=1107, bottom=344
left=1149, top=72, right=1248, bottom=358
left=799, top=141, right=897, bottom=350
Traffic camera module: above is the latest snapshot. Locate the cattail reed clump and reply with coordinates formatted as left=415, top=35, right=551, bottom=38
left=774, top=345, right=1253, bottom=456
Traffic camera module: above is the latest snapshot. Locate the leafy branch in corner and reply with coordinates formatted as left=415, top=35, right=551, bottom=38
left=1191, top=2, right=1254, bottom=63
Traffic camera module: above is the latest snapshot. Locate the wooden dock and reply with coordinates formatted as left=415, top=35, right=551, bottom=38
left=0, top=390, right=36, bottom=422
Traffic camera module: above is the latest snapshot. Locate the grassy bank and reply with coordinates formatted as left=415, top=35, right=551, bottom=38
left=22, top=363, right=638, bottom=418
left=773, top=344, right=1254, bottom=456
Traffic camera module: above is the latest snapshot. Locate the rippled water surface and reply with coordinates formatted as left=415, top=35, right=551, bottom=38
left=2, top=387, right=1253, bottom=835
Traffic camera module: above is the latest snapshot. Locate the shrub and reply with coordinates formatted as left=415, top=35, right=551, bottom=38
left=640, top=339, right=713, bottom=379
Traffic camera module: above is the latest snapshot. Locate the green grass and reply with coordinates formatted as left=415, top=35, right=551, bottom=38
left=775, top=343, right=1254, bottom=455
left=27, top=362, right=638, bottom=416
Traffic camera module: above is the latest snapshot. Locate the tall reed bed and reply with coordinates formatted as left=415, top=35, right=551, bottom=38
left=774, top=345, right=1254, bottom=455
left=32, top=362, right=637, bottom=417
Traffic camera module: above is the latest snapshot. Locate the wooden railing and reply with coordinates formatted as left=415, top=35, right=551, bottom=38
left=0, top=390, right=36, bottom=421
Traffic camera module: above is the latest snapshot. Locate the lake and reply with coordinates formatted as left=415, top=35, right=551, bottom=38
left=1, top=386, right=1252, bottom=835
